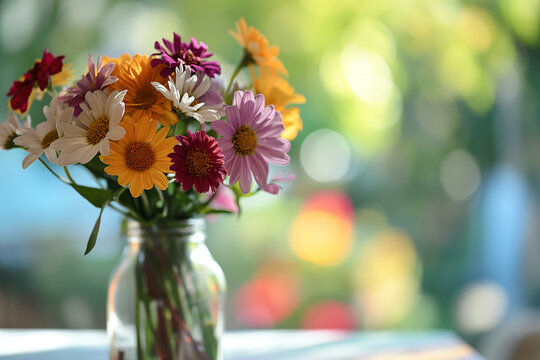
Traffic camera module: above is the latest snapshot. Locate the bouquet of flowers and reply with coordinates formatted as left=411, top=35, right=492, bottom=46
left=2, top=19, right=304, bottom=360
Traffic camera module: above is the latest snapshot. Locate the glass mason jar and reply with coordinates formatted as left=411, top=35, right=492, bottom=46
left=108, top=218, right=226, bottom=360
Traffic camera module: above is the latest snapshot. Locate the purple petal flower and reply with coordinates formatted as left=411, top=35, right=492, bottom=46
left=59, top=54, right=117, bottom=117
left=151, top=33, right=221, bottom=78
left=211, top=90, right=290, bottom=194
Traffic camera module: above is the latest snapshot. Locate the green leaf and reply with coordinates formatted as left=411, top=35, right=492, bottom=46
left=84, top=205, right=105, bottom=255
left=70, top=183, right=113, bottom=208
left=82, top=157, right=121, bottom=190
left=84, top=188, right=125, bottom=255
left=202, top=209, right=234, bottom=215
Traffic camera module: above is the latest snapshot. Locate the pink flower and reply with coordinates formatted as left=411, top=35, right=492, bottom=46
left=59, top=54, right=117, bottom=117
left=209, top=185, right=238, bottom=214
left=169, top=130, right=227, bottom=193
left=211, top=90, right=290, bottom=194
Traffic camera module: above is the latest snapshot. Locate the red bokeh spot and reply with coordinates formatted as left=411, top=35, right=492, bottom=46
left=234, top=275, right=300, bottom=328
left=301, top=301, right=357, bottom=330
left=302, top=191, right=355, bottom=225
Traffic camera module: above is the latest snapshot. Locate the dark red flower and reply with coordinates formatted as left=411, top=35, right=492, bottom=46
left=151, top=33, right=221, bottom=78
left=169, top=130, right=227, bottom=193
left=6, top=71, right=34, bottom=113
left=33, top=49, right=64, bottom=90
left=6, top=49, right=65, bottom=113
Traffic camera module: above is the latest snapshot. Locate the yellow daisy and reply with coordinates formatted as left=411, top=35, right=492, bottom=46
left=100, top=115, right=177, bottom=198
left=106, top=54, right=178, bottom=126
left=252, top=66, right=305, bottom=140
left=230, top=18, right=288, bottom=75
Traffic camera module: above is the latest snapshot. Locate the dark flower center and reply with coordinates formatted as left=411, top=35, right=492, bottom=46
left=178, top=49, right=200, bottom=66
left=86, top=116, right=109, bottom=145
left=4, top=132, right=17, bottom=150
left=134, top=83, right=157, bottom=109
left=41, top=130, right=59, bottom=149
left=186, top=149, right=210, bottom=177
left=232, top=125, right=257, bottom=156
left=126, top=142, right=155, bottom=171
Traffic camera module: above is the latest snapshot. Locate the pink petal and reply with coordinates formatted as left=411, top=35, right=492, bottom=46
left=248, top=153, right=270, bottom=190
left=238, top=156, right=252, bottom=193
left=211, top=120, right=235, bottom=137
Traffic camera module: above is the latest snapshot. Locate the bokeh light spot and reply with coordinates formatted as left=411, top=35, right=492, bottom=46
left=458, top=6, right=495, bottom=50
left=354, top=229, right=421, bottom=328
left=289, top=191, right=354, bottom=267
left=300, top=129, right=351, bottom=183
left=440, top=149, right=481, bottom=202
left=455, top=281, right=508, bottom=334
left=234, top=274, right=300, bottom=328
left=301, top=301, right=357, bottom=330
left=341, top=46, right=394, bottom=104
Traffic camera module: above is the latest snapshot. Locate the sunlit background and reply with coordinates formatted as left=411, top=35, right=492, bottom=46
left=2, top=0, right=540, bottom=358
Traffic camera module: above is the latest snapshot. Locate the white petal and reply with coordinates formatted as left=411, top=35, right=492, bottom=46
left=22, top=151, right=42, bottom=169
left=108, top=126, right=126, bottom=141
left=99, top=140, right=110, bottom=156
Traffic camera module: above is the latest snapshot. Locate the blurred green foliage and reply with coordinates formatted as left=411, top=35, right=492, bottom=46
left=2, top=1, right=540, bottom=355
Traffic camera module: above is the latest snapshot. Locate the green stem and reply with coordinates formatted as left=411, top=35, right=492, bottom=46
left=157, top=189, right=168, bottom=218
left=39, top=158, right=70, bottom=184
left=135, top=258, right=145, bottom=360
left=63, top=166, right=77, bottom=184
left=200, top=190, right=219, bottom=209
left=225, top=51, right=252, bottom=95
left=140, top=192, right=153, bottom=219
left=167, top=122, right=179, bottom=138
left=183, top=254, right=218, bottom=359
left=107, top=203, right=132, bottom=219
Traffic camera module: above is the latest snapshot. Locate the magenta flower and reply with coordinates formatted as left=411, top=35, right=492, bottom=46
left=151, top=33, right=221, bottom=78
left=211, top=91, right=290, bottom=194
left=169, top=130, right=227, bottom=193
left=59, top=54, right=117, bottom=117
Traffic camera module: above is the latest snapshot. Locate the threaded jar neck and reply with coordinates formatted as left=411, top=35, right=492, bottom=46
left=126, top=218, right=206, bottom=244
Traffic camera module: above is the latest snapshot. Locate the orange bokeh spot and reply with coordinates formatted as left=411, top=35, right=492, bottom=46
left=288, top=191, right=354, bottom=267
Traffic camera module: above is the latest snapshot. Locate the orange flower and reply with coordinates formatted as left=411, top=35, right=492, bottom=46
left=230, top=18, right=287, bottom=75
left=253, top=66, right=305, bottom=140
left=100, top=115, right=177, bottom=198
left=105, top=54, right=178, bottom=126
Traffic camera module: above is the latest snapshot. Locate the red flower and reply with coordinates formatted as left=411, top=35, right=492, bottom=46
left=6, top=72, right=34, bottom=113
left=6, top=49, right=65, bottom=113
left=169, top=130, right=227, bottom=193
left=33, top=49, right=64, bottom=90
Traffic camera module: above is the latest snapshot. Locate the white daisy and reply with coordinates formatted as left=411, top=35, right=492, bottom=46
left=0, top=113, right=31, bottom=150
left=52, top=89, right=127, bottom=166
left=14, top=97, right=73, bottom=169
left=152, top=63, right=222, bottom=124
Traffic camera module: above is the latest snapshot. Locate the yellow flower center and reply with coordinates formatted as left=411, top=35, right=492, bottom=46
left=179, top=49, right=200, bottom=65
left=41, top=130, right=59, bottom=149
left=134, top=83, right=157, bottom=109
left=125, top=142, right=155, bottom=171
left=186, top=149, right=210, bottom=177
left=86, top=116, right=110, bottom=145
left=232, top=125, right=257, bottom=155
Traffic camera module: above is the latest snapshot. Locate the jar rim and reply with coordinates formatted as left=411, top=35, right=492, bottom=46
left=126, top=217, right=206, bottom=241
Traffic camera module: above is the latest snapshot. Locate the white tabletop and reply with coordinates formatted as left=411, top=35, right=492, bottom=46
left=0, top=329, right=484, bottom=360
